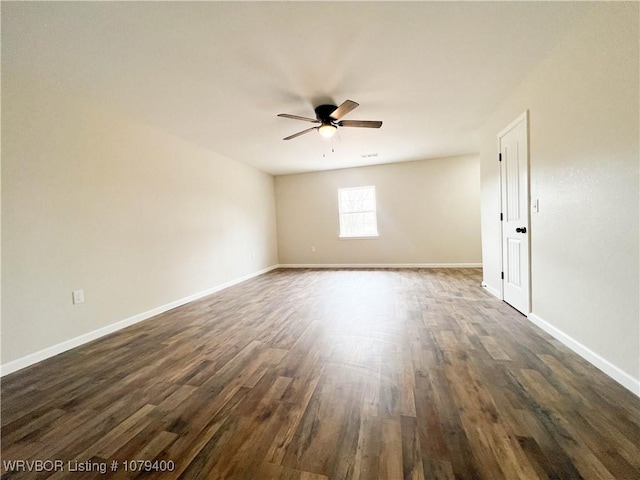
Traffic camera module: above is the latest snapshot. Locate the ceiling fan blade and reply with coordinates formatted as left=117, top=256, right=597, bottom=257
left=338, top=120, right=383, bottom=128
left=283, top=127, right=317, bottom=140
left=329, top=100, right=359, bottom=120
left=277, top=113, right=320, bottom=123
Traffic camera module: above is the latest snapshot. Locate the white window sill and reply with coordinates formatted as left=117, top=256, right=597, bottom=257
left=339, top=235, right=379, bottom=240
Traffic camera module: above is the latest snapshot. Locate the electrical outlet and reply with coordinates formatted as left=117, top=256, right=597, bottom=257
left=72, top=290, right=85, bottom=305
left=311, top=246, right=316, bottom=252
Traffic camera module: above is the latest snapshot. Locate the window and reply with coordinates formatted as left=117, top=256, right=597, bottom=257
left=338, top=185, right=379, bottom=238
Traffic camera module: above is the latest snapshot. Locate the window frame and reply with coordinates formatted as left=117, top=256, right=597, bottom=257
left=337, top=185, right=379, bottom=239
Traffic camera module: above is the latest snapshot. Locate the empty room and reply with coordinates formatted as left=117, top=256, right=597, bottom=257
left=1, top=2, right=639, bottom=479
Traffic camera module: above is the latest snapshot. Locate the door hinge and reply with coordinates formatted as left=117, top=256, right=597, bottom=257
left=501, top=271, right=504, bottom=280
left=500, top=213, right=503, bottom=221
left=499, top=153, right=502, bottom=162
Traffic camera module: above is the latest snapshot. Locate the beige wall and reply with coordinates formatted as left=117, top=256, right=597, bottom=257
left=275, top=155, right=481, bottom=266
left=2, top=75, right=278, bottom=365
left=480, top=4, right=639, bottom=390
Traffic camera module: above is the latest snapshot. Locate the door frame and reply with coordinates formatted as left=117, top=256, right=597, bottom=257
left=497, top=110, right=531, bottom=313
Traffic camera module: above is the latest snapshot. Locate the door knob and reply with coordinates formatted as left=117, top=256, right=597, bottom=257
left=516, top=227, right=527, bottom=233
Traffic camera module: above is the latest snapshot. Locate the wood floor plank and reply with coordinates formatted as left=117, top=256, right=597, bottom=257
left=2, top=268, right=639, bottom=479
left=264, top=363, right=323, bottom=466
left=351, top=414, right=381, bottom=480
left=378, top=418, right=403, bottom=480
left=400, top=415, right=426, bottom=480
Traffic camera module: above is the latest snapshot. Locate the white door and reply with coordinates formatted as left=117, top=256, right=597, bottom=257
left=499, top=112, right=530, bottom=315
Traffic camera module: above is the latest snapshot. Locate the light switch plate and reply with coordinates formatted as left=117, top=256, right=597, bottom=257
left=72, top=290, right=85, bottom=304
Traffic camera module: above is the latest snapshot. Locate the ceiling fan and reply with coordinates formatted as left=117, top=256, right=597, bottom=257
left=277, top=100, right=382, bottom=140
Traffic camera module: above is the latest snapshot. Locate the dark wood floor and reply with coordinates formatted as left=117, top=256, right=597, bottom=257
left=2, top=268, right=639, bottom=479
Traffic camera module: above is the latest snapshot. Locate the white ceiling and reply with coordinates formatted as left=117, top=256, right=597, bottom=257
left=3, top=1, right=592, bottom=175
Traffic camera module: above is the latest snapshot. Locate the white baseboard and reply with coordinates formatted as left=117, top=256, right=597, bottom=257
left=481, top=282, right=502, bottom=299
left=528, top=313, right=640, bottom=397
left=278, top=263, right=482, bottom=269
left=0, top=265, right=279, bottom=377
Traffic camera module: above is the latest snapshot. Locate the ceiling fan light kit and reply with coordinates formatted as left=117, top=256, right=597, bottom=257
left=318, top=123, right=337, bottom=138
left=278, top=99, right=382, bottom=141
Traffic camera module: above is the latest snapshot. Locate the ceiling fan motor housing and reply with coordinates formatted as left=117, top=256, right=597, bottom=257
left=315, top=104, right=339, bottom=124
